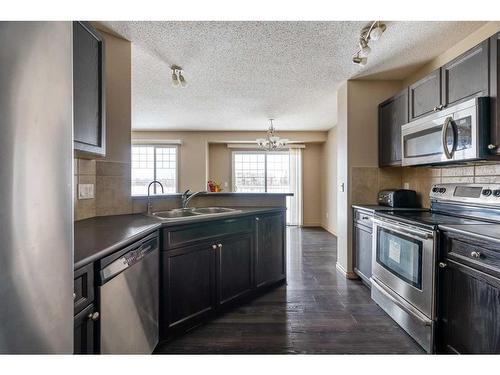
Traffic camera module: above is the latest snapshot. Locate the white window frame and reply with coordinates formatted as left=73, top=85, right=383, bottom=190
left=131, top=144, right=180, bottom=196
left=231, top=150, right=290, bottom=192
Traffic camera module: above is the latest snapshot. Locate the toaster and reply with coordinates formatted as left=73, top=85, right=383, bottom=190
left=378, top=189, right=419, bottom=208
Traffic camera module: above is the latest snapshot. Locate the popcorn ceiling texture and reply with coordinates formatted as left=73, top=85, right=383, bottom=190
left=101, top=21, right=484, bottom=131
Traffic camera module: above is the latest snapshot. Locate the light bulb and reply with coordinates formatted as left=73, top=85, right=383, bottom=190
left=369, top=23, right=386, bottom=41
left=358, top=39, right=371, bottom=57
left=171, top=70, right=180, bottom=87
left=178, top=71, right=187, bottom=87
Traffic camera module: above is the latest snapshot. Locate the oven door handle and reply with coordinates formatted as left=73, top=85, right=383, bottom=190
left=372, top=217, right=434, bottom=240
left=441, top=116, right=455, bottom=160
left=372, top=277, right=432, bottom=327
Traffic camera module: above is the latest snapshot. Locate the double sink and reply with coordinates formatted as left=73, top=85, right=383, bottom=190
left=150, top=207, right=241, bottom=221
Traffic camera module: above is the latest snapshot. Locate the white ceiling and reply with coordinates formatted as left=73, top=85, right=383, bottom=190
left=102, top=21, right=485, bottom=131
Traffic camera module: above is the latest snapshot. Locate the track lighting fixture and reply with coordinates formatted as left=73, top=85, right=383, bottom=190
left=352, top=21, right=386, bottom=67
left=171, top=65, right=187, bottom=88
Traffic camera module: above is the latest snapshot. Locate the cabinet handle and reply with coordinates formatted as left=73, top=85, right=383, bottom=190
left=212, top=244, right=217, bottom=250
left=471, top=251, right=481, bottom=259
left=438, top=262, right=447, bottom=268
left=488, top=144, right=497, bottom=150
left=362, top=216, right=370, bottom=220
left=88, top=312, right=100, bottom=321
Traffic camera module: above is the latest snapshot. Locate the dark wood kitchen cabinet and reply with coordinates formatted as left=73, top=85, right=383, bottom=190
left=490, top=32, right=500, bottom=155
left=437, top=231, right=500, bottom=354
left=74, top=303, right=97, bottom=354
left=161, top=242, right=216, bottom=332
left=353, top=208, right=373, bottom=286
left=378, top=89, right=408, bottom=166
left=255, top=213, right=286, bottom=288
left=441, top=39, right=489, bottom=109
left=409, top=69, right=442, bottom=121
left=73, top=21, right=106, bottom=156
left=217, top=233, right=254, bottom=306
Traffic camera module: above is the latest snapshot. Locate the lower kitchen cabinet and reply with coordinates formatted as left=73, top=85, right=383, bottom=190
left=74, top=304, right=97, bottom=354
left=217, top=233, right=254, bottom=306
left=161, top=242, right=216, bottom=331
left=438, top=259, right=500, bottom=353
left=255, top=213, right=286, bottom=288
left=353, top=208, right=373, bottom=286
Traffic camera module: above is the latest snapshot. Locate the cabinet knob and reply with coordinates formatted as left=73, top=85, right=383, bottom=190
left=471, top=251, right=481, bottom=259
left=218, top=244, right=223, bottom=249
left=88, top=312, right=100, bottom=321
left=212, top=244, right=217, bottom=250
left=73, top=293, right=76, bottom=300
left=255, top=217, right=260, bottom=221
left=433, top=106, right=438, bottom=112
left=437, top=104, right=444, bottom=110
left=438, top=262, right=447, bottom=268
left=488, top=144, right=497, bottom=150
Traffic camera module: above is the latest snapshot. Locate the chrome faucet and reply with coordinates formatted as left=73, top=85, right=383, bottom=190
left=181, top=189, right=205, bottom=208
left=147, top=180, right=164, bottom=215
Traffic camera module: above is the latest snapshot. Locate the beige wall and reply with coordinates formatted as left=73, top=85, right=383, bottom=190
left=321, top=127, right=337, bottom=234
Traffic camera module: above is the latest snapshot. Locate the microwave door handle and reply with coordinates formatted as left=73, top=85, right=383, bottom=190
left=441, top=116, right=454, bottom=159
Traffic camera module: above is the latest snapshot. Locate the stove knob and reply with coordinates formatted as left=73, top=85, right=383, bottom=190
left=438, top=187, right=446, bottom=194
left=432, top=187, right=439, bottom=193
left=482, top=189, right=492, bottom=197
left=493, top=190, right=500, bottom=197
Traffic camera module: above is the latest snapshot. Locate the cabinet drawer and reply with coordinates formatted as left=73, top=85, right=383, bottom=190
left=74, top=263, right=94, bottom=315
left=163, top=217, right=253, bottom=250
left=444, top=234, right=500, bottom=278
left=353, top=209, right=373, bottom=230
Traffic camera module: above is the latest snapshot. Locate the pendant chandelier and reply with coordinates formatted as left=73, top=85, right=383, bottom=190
left=256, top=119, right=288, bottom=151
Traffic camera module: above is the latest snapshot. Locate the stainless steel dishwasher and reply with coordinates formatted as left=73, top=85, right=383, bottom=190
left=98, top=232, right=159, bottom=354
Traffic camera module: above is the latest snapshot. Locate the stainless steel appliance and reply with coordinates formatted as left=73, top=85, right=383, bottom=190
left=378, top=189, right=419, bottom=208
left=371, top=183, right=500, bottom=353
left=401, top=97, right=491, bottom=166
left=99, top=232, right=159, bottom=354
left=0, top=22, right=74, bottom=353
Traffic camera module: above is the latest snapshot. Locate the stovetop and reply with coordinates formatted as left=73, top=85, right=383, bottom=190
left=375, top=210, right=493, bottom=230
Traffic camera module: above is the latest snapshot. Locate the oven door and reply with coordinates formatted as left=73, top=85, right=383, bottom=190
left=401, top=101, right=478, bottom=166
left=371, top=216, right=436, bottom=318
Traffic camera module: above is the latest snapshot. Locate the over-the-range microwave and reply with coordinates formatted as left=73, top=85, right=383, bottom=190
left=401, top=97, right=492, bottom=166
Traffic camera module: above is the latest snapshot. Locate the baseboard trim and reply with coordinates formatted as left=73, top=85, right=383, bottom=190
left=321, top=225, right=337, bottom=237
left=336, top=262, right=358, bottom=280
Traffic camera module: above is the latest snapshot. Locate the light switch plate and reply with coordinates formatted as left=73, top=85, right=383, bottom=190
left=78, top=183, right=95, bottom=200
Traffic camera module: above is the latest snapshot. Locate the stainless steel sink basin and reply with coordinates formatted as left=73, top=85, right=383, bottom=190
left=151, top=208, right=199, bottom=219
left=150, top=207, right=240, bottom=221
left=192, top=207, right=238, bottom=215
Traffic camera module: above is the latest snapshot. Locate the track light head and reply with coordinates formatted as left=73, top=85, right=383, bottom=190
left=352, top=55, right=367, bottom=66
left=171, top=69, right=180, bottom=87
left=178, top=70, right=187, bottom=87
left=358, top=39, right=371, bottom=57
left=369, top=22, right=386, bottom=41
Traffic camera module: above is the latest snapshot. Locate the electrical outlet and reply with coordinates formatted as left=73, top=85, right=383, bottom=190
left=325, top=212, right=329, bottom=219
left=78, top=184, right=95, bottom=200
left=224, top=181, right=228, bottom=188
left=403, top=182, right=410, bottom=190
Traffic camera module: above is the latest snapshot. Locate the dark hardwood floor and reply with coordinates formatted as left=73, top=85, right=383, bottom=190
left=155, top=227, right=424, bottom=354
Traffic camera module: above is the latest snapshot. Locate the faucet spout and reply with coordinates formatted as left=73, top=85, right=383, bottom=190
left=147, top=180, right=164, bottom=215
left=182, top=190, right=206, bottom=208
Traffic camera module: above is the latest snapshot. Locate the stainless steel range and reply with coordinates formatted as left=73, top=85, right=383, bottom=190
left=370, top=183, right=500, bottom=353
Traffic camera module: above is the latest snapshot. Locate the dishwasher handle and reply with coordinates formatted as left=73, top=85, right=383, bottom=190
left=100, top=237, right=158, bottom=283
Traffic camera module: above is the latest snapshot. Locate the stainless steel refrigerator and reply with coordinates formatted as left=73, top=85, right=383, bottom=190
left=0, top=22, right=74, bottom=353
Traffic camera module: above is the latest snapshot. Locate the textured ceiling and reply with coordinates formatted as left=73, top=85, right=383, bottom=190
left=102, top=21, right=485, bottom=131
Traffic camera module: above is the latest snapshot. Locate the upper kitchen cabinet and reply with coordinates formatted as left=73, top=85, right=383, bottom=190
left=441, top=39, right=489, bottom=109
left=409, top=69, right=441, bottom=121
left=490, top=32, right=500, bottom=155
left=73, top=21, right=106, bottom=157
left=378, top=89, right=408, bottom=167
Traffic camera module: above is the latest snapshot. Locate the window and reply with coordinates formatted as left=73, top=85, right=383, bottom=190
left=131, top=145, right=178, bottom=195
left=232, top=151, right=290, bottom=193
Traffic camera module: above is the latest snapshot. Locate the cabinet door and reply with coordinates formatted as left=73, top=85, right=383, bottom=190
left=216, top=233, right=254, bottom=306
left=378, top=89, right=408, bottom=166
left=353, top=222, right=373, bottom=285
left=438, top=259, right=500, bottom=354
left=442, top=39, right=489, bottom=108
left=409, top=69, right=441, bottom=121
left=74, top=304, right=96, bottom=354
left=73, top=21, right=106, bottom=156
left=161, top=242, right=215, bottom=330
left=490, top=32, right=500, bottom=155
left=255, top=213, right=286, bottom=288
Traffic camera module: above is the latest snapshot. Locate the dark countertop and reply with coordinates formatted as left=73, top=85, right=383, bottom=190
left=74, top=206, right=286, bottom=270
left=352, top=204, right=426, bottom=212
left=438, top=224, right=500, bottom=244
